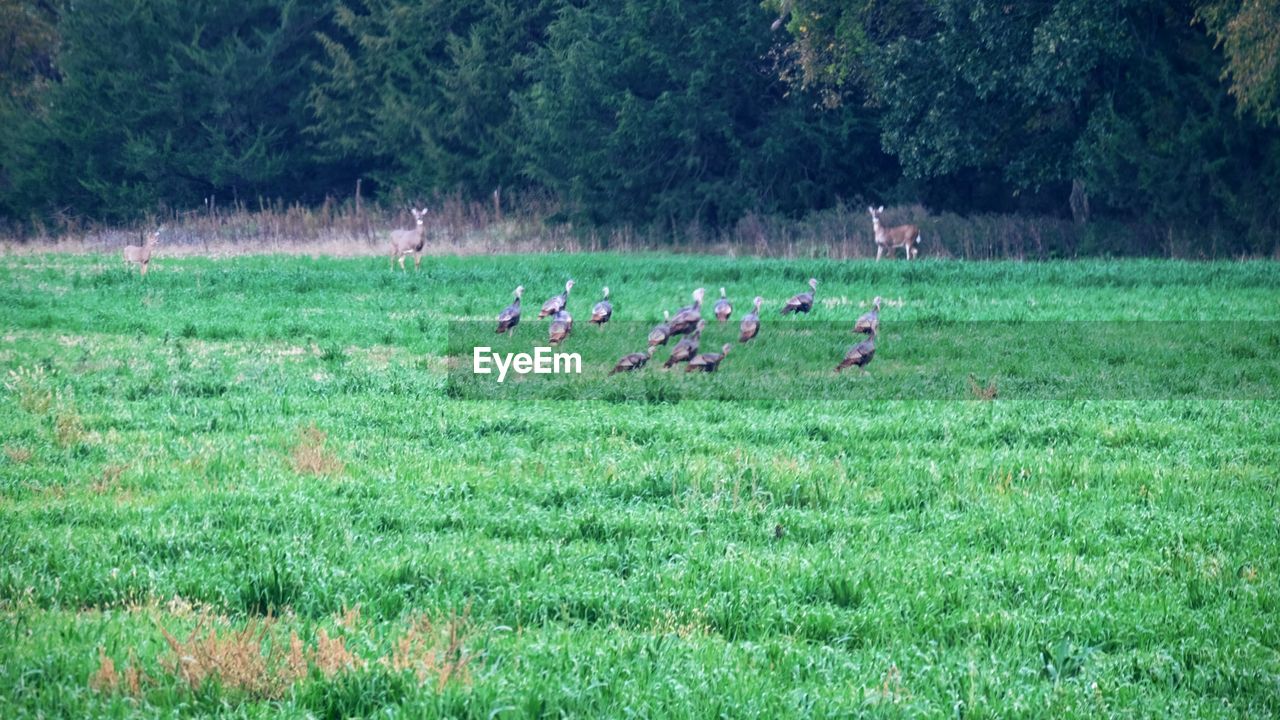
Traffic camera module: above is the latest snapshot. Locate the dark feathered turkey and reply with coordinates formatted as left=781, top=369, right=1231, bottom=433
left=853, top=296, right=882, bottom=335
left=495, top=285, right=524, bottom=335
left=664, top=320, right=705, bottom=368
left=590, top=286, right=612, bottom=327
left=669, top=288, right=706, bottom=335
left=539, top=280, right=575, bottom=319
left=687, top=343, right=731, bottom=372
left=610, top=346, right=654, bottom=375
left=836, top=332, right=876, bottom=373
left=780, top=278, right=818, bottom=315
left=548, top=309, right=573, bottom=345
left=739, top=296, right=763, bottom=343
left=714, top=287, right=732, bottom=323
left=648, top=311, right=673, bottom=347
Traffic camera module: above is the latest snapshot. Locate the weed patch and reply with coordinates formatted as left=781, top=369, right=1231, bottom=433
left=289, top=426, right=344, bottom=476
left=88, top=610, right=479, bottom=703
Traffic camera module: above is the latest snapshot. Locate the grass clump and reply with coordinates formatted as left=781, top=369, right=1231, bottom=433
left=6, top=365, right=53, bottom=414
left=289, top=426, right=344, bottom=477
left=381, top=607, right=477, bottom=692
left=3, top=444, right=33, bottom=464
left=52, top=390, right=86, bottom=448
left=87, top=610, right=478, bottom=704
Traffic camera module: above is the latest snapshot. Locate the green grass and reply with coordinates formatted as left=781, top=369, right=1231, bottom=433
left=1, top=253, right=1278, bottom=718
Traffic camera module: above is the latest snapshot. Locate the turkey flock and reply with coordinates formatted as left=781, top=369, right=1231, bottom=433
left=493, top=278, right=885, bottom=375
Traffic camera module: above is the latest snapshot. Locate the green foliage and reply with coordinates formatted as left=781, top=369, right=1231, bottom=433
left=521, top=0, right=889, bottom=227
left=772, top=0, right=1280, bottom=245
left=0, top=0, right=59, bottom=104
left=1198, top=0, right=1280, bottom=125
left=310, top=0, right=563, bottom=197
left=2, top=0, right=1280, bottom=249
left=1, top=0, right=334, bottom=223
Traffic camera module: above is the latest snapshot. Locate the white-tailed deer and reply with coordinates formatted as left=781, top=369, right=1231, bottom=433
left=123, top=228, right=161, bottom=275
left=389, top=208, right=428, bottom=270
left=869, top=206, right=920, bottom=261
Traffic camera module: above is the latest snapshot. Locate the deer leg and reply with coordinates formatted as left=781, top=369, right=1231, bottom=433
left=876, top=246, right=883, bottom=262
left=414, top=253, right=422, bottom=271
left=398, top=255, right=406, bottom=271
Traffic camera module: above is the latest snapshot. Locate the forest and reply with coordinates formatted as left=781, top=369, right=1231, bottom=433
left=1, top=0, right=1278, bottom=254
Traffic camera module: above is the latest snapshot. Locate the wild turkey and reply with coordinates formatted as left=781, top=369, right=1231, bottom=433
left=739, top=296, right=763, bottom=343
left=663, top=319, right=705, bottom=368
left=714, top=287, right=732, bottom=323
left=780, top=278, right=818, bottom=315
left=548, top=309, right=573, bottom=345
left=648, top=311, right=673, bottom=347
left=669, top=288, right=706, bottom=335
left=495, top=285, right=524, bottom=335
left=835, top=331, right=876, bottom=373
left=853, top=296, right=882, bottom=335
left=539, top=280, right=575, bottom=319
left=610, top=346, right=655, bottom=375
left=590, top=286, right=613, bottom=327
left=687, top=344, right=731, bottom=373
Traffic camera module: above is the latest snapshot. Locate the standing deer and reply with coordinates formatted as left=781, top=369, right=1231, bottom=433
left=389, top=208, right=428, bottom=270
left=869, top=206, right=920, bottom=261
left=123, top=228, right=161, bottom=276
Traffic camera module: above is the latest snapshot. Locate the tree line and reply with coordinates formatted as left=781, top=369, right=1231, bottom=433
left=1, top=0, right=1277, bottom=253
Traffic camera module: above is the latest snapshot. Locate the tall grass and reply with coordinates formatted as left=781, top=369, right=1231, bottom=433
left=5, top=191, right=1269, bottom=259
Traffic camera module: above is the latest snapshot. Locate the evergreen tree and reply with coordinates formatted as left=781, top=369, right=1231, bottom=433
left=0, top=0, right=61, bottom=222
left=310, top=0, right=560, bottom=197
left=1, top=0, right=334, bottom=223
left=521, top=0, right=889, bottom=227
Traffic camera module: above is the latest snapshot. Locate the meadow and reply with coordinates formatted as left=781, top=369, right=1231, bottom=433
left=1, top=252, right=1278, bottom=718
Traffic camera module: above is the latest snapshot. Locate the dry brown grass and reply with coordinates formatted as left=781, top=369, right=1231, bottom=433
left=53, top=391, right=86, bottom=447
left=90, top=647, right=149, bottom=696
left=90, top=609, right=479, bottom=700
left=155, top=617, right=313, bottom=697
left=4, top=444, right=32, bottom=464
left=967, top=374, right=999, bottom=401
left=289, top=426, right=345, bottom=477
left=381, top=606, right=477, bottom=692
left=1, top=194, right=1188, bottom=260
left=91, top=463, right=129, bottom=494
left=311, top=628, right=367, bottom=679
left=334, top=604, right=361, bottom=631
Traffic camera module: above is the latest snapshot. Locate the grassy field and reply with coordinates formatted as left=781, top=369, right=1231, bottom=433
left=1, top=253, right=1278, bottom=718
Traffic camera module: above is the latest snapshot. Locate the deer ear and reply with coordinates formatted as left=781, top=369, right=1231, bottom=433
left=877, top=206, right=885, bottom=213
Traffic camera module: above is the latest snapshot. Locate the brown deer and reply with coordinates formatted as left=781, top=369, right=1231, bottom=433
left=389, top=208, right=428, bottom=270
left=123, top=228, right=161, bottom=275
left=869, top=206, right=920, bottom=261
